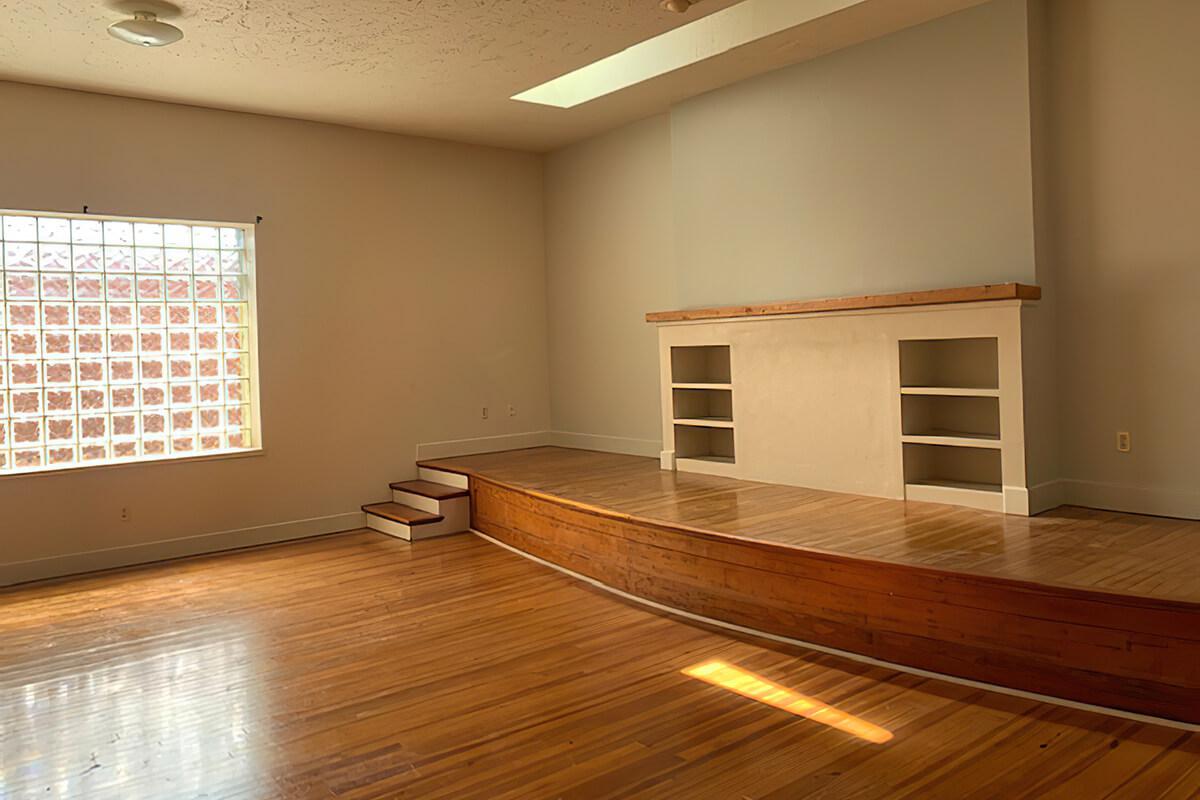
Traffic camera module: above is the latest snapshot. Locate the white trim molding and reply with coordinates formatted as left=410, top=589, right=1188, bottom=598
left=1058, top=479, right=1200, bottom=521
left=1028, top=479, right=1067, bottom=515
left=548, top=431, right=662, bottom=458
left=415, top=431, right=552, bottom=461
left=0, top=511, right=365, bottom=587
left=415, top=431, right=663, bottom=462
left=1002, top=485, right=1030, bottom=516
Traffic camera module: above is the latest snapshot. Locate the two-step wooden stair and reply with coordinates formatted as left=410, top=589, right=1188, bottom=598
left=362, top=467, right=470, bottom=541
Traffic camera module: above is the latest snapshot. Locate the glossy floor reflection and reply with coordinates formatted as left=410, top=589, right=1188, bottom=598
left=1, top=531, right=1197, bottom=799
left=4, top=635, right=261, bottom=798
left=683, top=660, right=894, bottom=743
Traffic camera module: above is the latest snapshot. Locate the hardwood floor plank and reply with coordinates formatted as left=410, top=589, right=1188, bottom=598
left=1, top=530, right=1196, bottom=799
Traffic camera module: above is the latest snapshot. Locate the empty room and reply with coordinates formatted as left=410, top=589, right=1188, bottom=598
left=1, top=0, right=1197, bottom=797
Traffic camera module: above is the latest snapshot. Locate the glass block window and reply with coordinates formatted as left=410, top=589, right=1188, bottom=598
left=0, top=210, right=258, bottom=474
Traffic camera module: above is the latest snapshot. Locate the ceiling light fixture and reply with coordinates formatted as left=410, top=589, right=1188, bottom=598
left=108, top=10, right=184, bottom=47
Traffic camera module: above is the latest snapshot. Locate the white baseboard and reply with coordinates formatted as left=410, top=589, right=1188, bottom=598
left=548, top=431, right=662, bottom=458
left=415, top=431, right=552, bottom=461
left=1002, top=485, right=1030, bottom=516
left=0, top=511, right=365, bottom=588
left=1058, top=479, right=1200, bottom=520
left=415, top=430, right=661, bottom=461
left=1028, top=480, right=1067, bottom=515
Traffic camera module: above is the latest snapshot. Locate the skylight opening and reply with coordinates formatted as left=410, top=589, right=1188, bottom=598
left=511, top=0, right=862, bottom=108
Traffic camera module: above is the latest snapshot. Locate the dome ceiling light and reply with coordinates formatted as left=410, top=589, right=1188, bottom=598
left=107, top=10, right=184, bottom=47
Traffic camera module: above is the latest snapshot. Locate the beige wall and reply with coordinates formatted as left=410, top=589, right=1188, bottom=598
left=4, top=0, right=1196, bottom=580
left=545, top=0, right=1200, bottom=519
left=1047, top=0, right=1200, bottom=517
left=0, top=81, right=550, bottom=579
left=545, top=0, right=1040, bottom=452
left=670, top=0, right=1036, bottom=308
left=544, top=115, right=675, bottom=455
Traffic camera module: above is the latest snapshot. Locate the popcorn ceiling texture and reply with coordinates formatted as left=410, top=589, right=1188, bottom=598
left=0, top=0, right=982, bottom=150
left=0, top=0, right=740, bottom=150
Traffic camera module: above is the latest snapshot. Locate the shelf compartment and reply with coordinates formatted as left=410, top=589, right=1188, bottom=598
left=674, top=424, right=735, bottom=463
left=899, top=337, right=998, bottom=391
left=903, top=443, right=1001, bottom=510
left=671, top=345, right=731, bottom=385
left=901, top=394, right=1000, bottom=447
left=673, top=387, right=733, bottom=424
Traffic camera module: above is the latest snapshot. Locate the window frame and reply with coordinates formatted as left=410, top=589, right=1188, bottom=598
left=0, top=208, right=263, bottom=478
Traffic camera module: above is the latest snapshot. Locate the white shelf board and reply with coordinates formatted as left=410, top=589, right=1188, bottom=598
left=900, top=386, right=1000, bottom=397
left=677, top=455, right=736, bottom=465
left=672, top=382, right=733, bottom=390
left=901, top=431, right=1002, bottom=449
left=673, top=417, right=734, bottom=429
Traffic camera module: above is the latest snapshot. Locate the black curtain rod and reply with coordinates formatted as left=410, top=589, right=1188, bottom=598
left=78, top=205, right=262, bottom=224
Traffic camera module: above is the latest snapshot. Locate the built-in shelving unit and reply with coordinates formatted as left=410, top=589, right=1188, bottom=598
left=670, top=346, right=734, bottom=468
left=900, top=337, right=1003, bottom=511
left=652, top=284, right=1047, bottom=516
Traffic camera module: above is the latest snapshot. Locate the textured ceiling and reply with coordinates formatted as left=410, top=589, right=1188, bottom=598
left=0, top=0, right=986, bottom=151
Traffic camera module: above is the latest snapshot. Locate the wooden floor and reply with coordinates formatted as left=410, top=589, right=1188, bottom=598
left=2, top=531, right=1198, bottom=799
left=422, top=447, right=1200, bottom=602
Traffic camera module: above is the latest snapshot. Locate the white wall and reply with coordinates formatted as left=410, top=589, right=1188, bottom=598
left=546, top=0, right=1040, bottom=455
left=0, top=82, right=550, bottom=581
left=545, top=0, right=1200, bottom=520
left=544, top=115, right=675, bottom=456
left=670, top=0, right=1037, bottom=308
left=1047, top=0, right=1200, bottom=517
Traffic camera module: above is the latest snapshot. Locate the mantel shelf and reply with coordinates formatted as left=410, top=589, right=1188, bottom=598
left=647, top=283, right=1040, bottom=323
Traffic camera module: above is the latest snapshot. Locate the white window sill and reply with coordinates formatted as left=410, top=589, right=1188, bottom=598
left=0, top=447, right=266, bottom=481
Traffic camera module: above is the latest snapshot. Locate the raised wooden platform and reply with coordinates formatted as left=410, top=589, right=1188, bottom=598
left=420, top=447, right=1200, bottom=724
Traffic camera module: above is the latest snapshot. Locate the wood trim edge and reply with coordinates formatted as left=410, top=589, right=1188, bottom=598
left=645, top=283, right=1042, bottom=323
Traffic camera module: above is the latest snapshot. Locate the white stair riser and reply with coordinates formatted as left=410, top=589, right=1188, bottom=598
left=391, top=492, right=470, bottom=533
left=390, top=491, right=440, bottom=515
left=417, top=466, right=469, bottom=489
left=366, top=514, right=418, bottom=541
left=366, top=512, right=467, bottom=542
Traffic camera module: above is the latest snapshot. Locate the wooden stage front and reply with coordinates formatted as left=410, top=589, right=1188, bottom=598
left=420, top=447, right=1200, bottom=724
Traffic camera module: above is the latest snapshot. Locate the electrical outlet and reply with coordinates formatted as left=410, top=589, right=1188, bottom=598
left=507, top=404, right=516, bottom=417
left=481, top=406, right=489, bottom=420
left=120, top=507, right=130, bottom=522
left=1117, top=431, right=1131, bottom=453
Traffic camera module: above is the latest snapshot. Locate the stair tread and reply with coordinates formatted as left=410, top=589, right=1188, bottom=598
left=362, top=502, right=443, bottom=526
left=389, top=480, right=469, bottom=500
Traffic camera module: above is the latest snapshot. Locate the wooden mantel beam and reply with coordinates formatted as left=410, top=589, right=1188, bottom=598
left=646, top=283, right=1042, bottom=323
